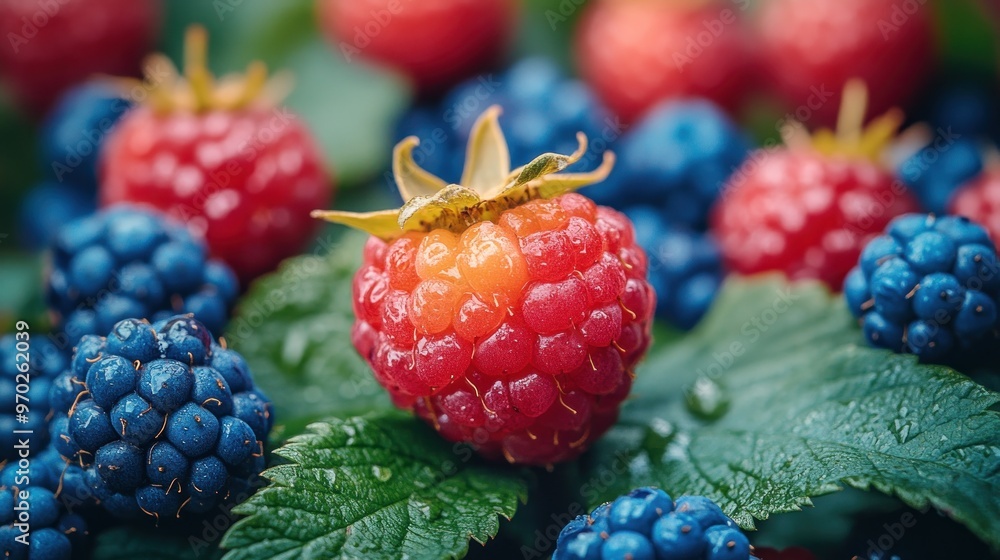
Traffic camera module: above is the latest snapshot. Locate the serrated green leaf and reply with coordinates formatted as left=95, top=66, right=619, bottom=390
left=92, top=526, right=224, bottom=560
left=220, top=415, right=528, bottom=560
left=578, top=275, right=1000, bottom=550
left=225, top=232, right=391, bottom=426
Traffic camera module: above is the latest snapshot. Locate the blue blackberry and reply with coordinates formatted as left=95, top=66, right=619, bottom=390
left=17, top=182, right=97, bottom=251
left=39, top=82, right=131, bottom=191
left=897, top=137, right=983, bottom=215
left=0, top=445, right=92, bottom=560
left=395, top=57, right=612, bottom=186
left=554, top=488, right=755, bottom=560
left=626, top=206, right=725, bottom=330
left=845, top=213, right=1000, bottom=363
left=46, top=205, right=239, bottom=347
left=51, top=315, right=272, bottom=521
left=0, top=335, right=69, bottom=461
left=585, top=99, right=751, bottom=232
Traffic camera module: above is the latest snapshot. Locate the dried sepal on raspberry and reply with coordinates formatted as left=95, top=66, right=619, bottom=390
left=114, top=25, right=290, bottom=115
left=312, top=106, right=615, bottom=239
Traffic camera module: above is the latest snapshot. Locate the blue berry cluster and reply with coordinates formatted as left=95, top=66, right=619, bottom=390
left=46, top=205, right=239, bottom=347
left=584, top=100, right=750, bottom=231
left=0, top=335, right=68, bottom=461
left=554, top=488, right=754, bottom=560
left=396, top=57, right=612, bottom=185
left=50, top=315, right=272, bottom=521
left=0, top=446, right=91, bottom=560
left=597, top=100, right=748, bottom=329
left=627, top=207, right=725, bottom=330
left=19, top=83, right=130, bottom=250
left=845, top=213, right=1000, bottom=362
left=897, top=137, right=982, bottom=215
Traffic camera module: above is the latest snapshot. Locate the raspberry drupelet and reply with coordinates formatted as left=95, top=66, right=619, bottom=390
left=315, top=107, right=655, bottom=465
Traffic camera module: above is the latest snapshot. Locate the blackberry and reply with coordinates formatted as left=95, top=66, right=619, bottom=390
left=51, top=315, right=272, bottom=521
left=845, top=213, right=1000, bottom=363
left=585, top=99, right=751, bottom=232
left=40, top=82, right=132, bottom=192
left=626, top=206, right=724, bottom=329
left=0, top=335, right=68, bottom=461
left=17, top=183, right=96, bottom=251
left=553, top=488, right=756, bottom=560
left=46, top=205, right=239, bottom=347
left=897, top=138, right=983, bottom=215
left=0, top=446, right=92, bottom=560
left=395, top=57, right=612, bottom=185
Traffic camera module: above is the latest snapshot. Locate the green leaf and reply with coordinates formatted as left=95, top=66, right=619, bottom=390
left=92, top=526, right=223, bottom=560
left=578, top=275, right=1000, bottom=550
left=225, top=232, right=391, bottom=425
left=220, top=415, right=528, bottom=560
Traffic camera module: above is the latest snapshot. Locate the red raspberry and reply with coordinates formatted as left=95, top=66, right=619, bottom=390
left=712, top=84, right=920, bottom=289
left=99, top=27, right=331, bottom=285
left=319, top=108, right=654, bottom=465
left=950, top=168, right=1000, bottom=244
left=756, top=0, right=933, bottom=128
left=0, top=0, right=160, bottom=115
left=713, top=149, right=918, bottom=289
left=317, top=0, right=517, bottom=92
left=574, top=0, right=754, bottom=123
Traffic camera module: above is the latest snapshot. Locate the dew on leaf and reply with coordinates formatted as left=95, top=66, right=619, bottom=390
left=684, top=376, right=730, bottom=420
left=372, top=465, right=393, bottom=482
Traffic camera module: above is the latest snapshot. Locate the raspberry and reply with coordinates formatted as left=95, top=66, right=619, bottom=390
left=316, top=108, right=653, bottom=465
left=0, top=335, right=67, bottom=460
left=51, top=315, right=272, bottom=520
left=755, top=0, right=933, bottom=128
left=712, top=83, right=919, bottom=289
left=714, top=149, right=917, bottom=288
left=553, top=488, right=754, bottom=560
left=845, top=213, right=1000, bottom=363
left=574, top=0, right=754, bottom=123
left=0, top=0, right=159, bottom=115
left=396, top=58, right=612, bottom=185
left=46, top=205, right=238, bottom=347
left=950, top=167, right=1000, bottom=244
left=585, top=100, right=751, bottom=231
left=317, top=0, right=517, bottom=92
left=898, top=138, right=982, bottom=215
left=99, top=27, right=332, bottom=284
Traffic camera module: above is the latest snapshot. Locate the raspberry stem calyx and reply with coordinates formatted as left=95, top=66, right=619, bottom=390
left=312, top=106, right=616, bottom=240
left=119, top=25, right=289, bottom=115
